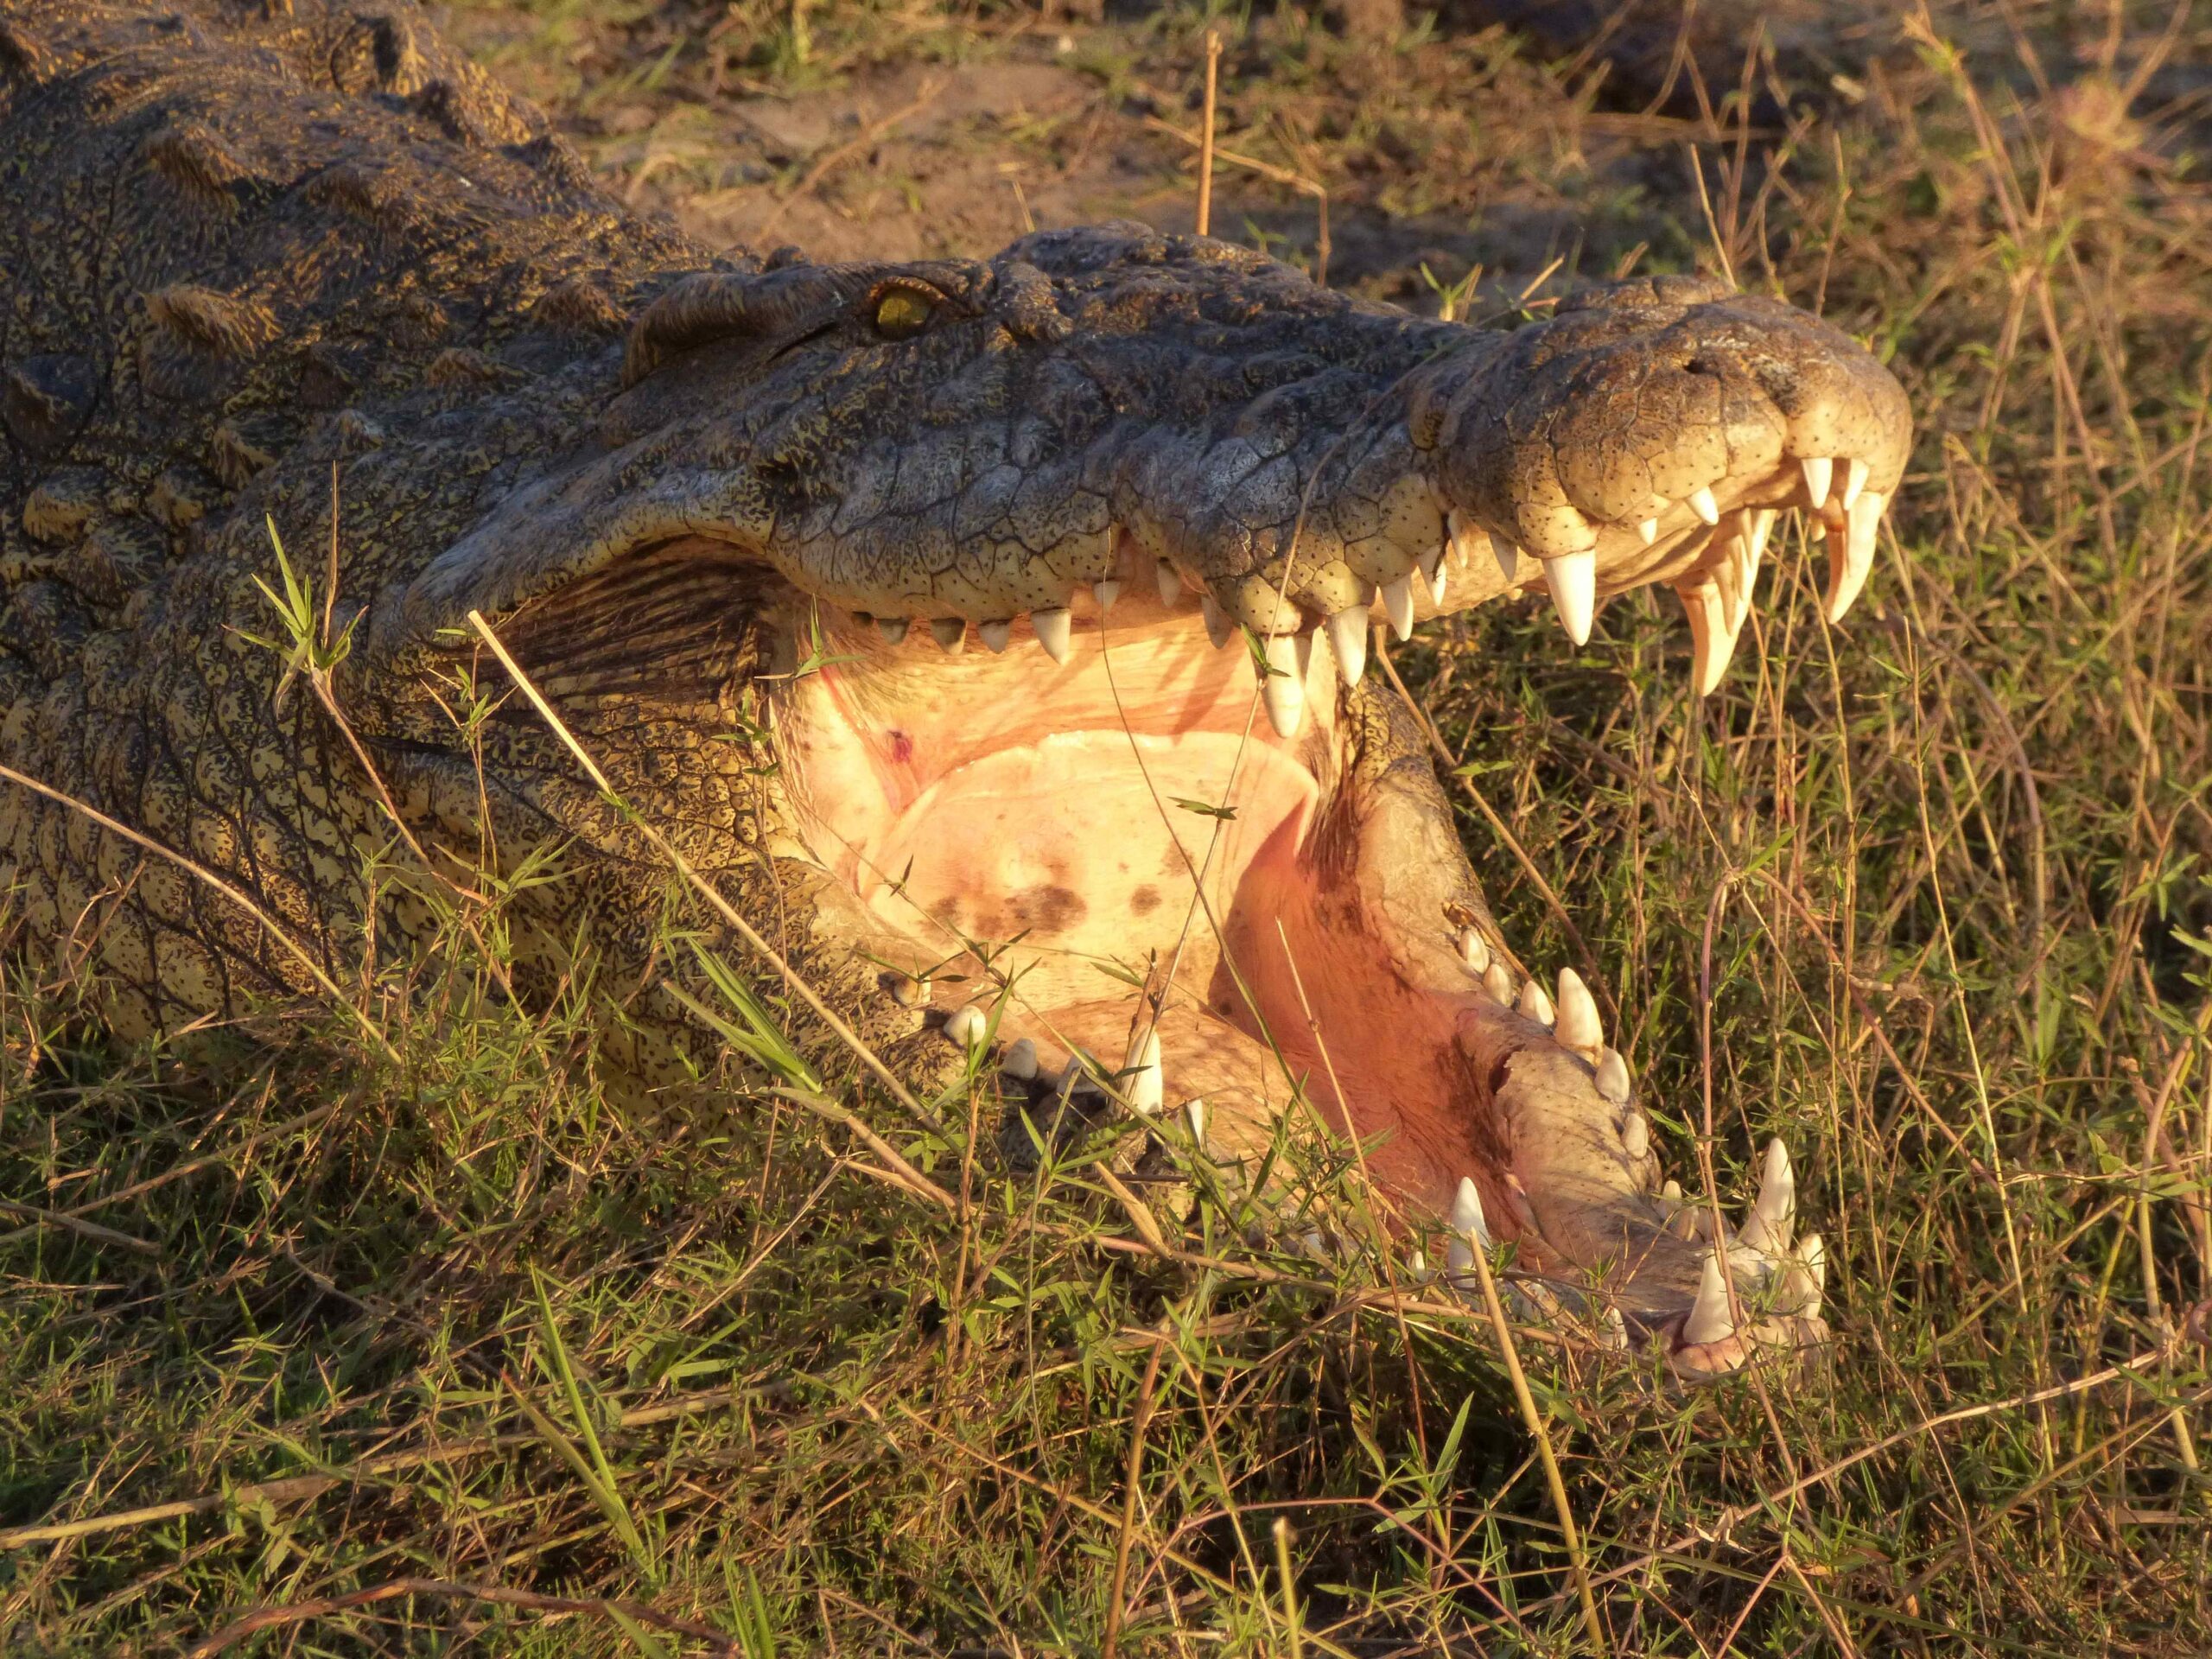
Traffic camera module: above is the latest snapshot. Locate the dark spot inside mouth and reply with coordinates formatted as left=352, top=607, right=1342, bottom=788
left=887, top=730, right=913, bottom=764
left=1130, top=884, right=1159, bottom=915
left=1014, top=884, right=1087, bottom=932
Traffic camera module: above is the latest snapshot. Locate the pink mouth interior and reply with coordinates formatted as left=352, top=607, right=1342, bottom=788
left=782, top=583, right=1501, bottom=1221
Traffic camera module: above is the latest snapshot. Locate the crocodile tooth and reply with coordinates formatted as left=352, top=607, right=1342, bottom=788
left=979, top=620, right=1013, bottom=652
left=1826, top=490, right=1884, bottom=623
left=1154, top=560, right=1183, bottom=607
left=1554, top=967, right=1602, bottom=1055
left=1679, top=578, right=1741, bottom=698
left=1201, top=595, right=1235, bottom=650
left=1325, top=604, right=1369, bottom=686
left=1092, top=579, right=1121, bottom=615
left=1446, top=508, right=1479, bottom=565
left=1688, top=486, right=1721, bottom=526
left=1660, top=1178, right=1683, bottom=1207
left=1381, top=573, right=1415, bottom=642
left=1001, top=1037, right=1039, bottom=1081
left=1620, top=1109, right=1648, bottom=1159
left=1031, top=607, right=1072, bottom=663
left=1456, top=926, right=1490, bottom=971
left=1682, top=1249, right=1734, bottom=1345
left=1841, top=456, right=1871, bottom=510
left=1488, top=530, right=1521, bottom=583
left=1481, top=961, right=1514, bottom=1006
left=1451, top=1175, right=1494, bottom=1250
left=1542, top=550, right=1595, bottom=646
left=930, top=618, right=966, bottom=653
left=1261, top=632, right=1304, bottom=738
left=1596, top=1046, right=1630, bottom=1106
left=1796, top=1230, right=1827, bottom=1292
left=1421, top=547, right=1448, bottom=607
left=1516, top=978, right=1554, bottom=1028
left=1123, top=1026, right=1163, bottom=1113
left=1748, top=506, right=1776, bottom=561
left=1801, top=455, right=1833, bottom=510
left=943, top=1005, right=987, bottom=1048
left=876, top=615, right=910, bottom=645
left=1638, top=517, right=1659, bottom=545
left=1736, top=1137, right=1796, bottom=1253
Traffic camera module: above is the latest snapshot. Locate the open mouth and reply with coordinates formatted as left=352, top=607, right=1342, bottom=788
left=774, top=499, right=1850, bottom=1380
left=404, top=251, right=1907, bottom=1381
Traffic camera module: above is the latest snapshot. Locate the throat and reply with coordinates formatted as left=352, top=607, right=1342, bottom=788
left=781, top=596, right=1331, bottom=1018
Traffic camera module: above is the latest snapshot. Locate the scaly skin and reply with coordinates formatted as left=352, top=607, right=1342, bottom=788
left=0, top=1, right=1910, bottom=1376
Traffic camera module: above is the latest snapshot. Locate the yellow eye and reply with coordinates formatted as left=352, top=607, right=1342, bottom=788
left=873, top=287, right=934, bottom=340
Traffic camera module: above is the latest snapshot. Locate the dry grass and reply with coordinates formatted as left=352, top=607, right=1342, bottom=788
left=5, top=2, right=2212, bottom=1653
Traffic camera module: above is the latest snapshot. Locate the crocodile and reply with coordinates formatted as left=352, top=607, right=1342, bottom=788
left=0, top=1, right=1909, bottom=1377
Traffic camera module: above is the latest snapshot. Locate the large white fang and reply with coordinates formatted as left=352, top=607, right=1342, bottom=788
left=1801, top=455, right=1833, bottom=510
left=1826, top=490, right=1884, bottom=622
left=1736, top=1137, right=1796, bottom=1253
left=1032, top=607, right=1072, bottom=663
left=1682, top=1250, right=1734, bottom=1345
left=1796, top=1230, right=1826, bottom=1292
left=1261, top=632, right=1305, bottom=738
left=1325, top=605, right=1370, bottom=685
left=1123, top=1026, right=1163, bottom=1113
left=1381, top=573, right=1415, bottom=642
left=1688, top=486, right=1720, bottom=526
left=1481, top=961, right=1514, bottom=1006
left=1596, top=1047, right=1630, bottom=1107
left=1542, top=550, right=1596, bottom=646
left=1841, top=456, right=1870, bottom=510
left=1516, top=979, right=1554, bottom=1028
left=1450, top=1175, right=1495, bottom=1251
left=1638, top=517, right=1659, bottom=545
left=1092, top=580, right=1121, bottom=615
left=1678, top=577, right=1743, bottom=698
left=1456, top=927, right=1491, bottom=972
left=1554, top=967, right=1603, bottom=1056
left=1155, top=561, right=1183, bottom=607
left=1421, top=549, right=1447, bottom=607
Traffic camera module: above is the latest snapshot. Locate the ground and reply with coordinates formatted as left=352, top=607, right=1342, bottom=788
left=3, top=1, right=2211, bottom=1654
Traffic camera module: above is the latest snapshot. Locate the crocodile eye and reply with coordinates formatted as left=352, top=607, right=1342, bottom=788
left=871, top=287, right=934, bottom=340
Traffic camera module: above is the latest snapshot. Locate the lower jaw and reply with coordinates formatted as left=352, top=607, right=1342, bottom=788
left=775, top=590, right=1827, bottom=1376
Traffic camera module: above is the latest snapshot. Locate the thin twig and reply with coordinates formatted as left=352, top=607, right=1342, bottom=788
left=1195, top=30, right=1221, bottom=237
left=1103, top=1335, right=1166, bottom=1659
left=1460, top=1230, right=1610, bottom=1655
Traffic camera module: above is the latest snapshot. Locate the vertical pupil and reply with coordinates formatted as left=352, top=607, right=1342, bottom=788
left=877, top=291, right=929, bottom=336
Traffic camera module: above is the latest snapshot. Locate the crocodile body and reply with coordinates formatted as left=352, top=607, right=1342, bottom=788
left=0, top=1, right=1910, bottom=1375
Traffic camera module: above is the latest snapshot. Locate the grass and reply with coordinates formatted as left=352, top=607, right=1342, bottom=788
left=5, top=2, right=2212, bottom=1653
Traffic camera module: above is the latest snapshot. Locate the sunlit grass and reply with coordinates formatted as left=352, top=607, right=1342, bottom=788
left=5, top=3, right=2211, bottom=1654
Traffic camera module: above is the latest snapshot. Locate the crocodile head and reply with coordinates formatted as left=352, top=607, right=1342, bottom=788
left=396, top=226, right=1909, bottom=1378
